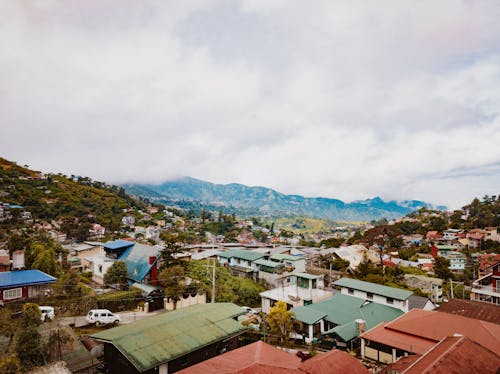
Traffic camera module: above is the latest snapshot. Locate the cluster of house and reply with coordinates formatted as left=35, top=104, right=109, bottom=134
left=0, top=202, right=32, bottom=223
left=1, top=233, right=499, bottom=373
left=88, top=302, right=373, bottom=374
left=82, top=267, right=500, bottom=373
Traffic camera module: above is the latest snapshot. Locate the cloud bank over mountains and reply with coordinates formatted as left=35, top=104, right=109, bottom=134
left=1, top=1, right=499, bottom=209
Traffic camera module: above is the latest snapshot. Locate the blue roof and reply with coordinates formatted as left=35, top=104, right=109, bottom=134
left=0, top=270, right=56, bottom=288
left=104, top=239, right=135, bottom=251
left=119, top=243, right=161, bottom=283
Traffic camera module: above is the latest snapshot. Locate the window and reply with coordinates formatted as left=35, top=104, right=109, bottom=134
left=367, top=292, right=373, bottom=300
left=348, top=289, right=354, bottom=295
left=4, top=288, right=22, bottom=300
left=387, top=297, right=394, bottom=304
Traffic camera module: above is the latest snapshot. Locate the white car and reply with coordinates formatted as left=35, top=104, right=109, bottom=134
left=86, top=309, right=121, bottom=326
left=242, top=306, right=258, bottom=315
left=39, top=306, right=55, bottom=322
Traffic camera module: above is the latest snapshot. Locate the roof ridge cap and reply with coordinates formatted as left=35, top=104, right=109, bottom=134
left=403, top=335, right=464, bottom=373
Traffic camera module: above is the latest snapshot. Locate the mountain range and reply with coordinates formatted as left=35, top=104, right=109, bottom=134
left=123, top=177, right=445, bottom=221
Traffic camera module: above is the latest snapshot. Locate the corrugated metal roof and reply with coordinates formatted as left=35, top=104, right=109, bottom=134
left=254, top=259, right=284, bottom=268
left=296, top=272, right=322, bottom=280
left=103, top=239, right=134, bottom=251
left=118, top=243, right=161, bottom=283
left=270, top=254, right=303, bottom=262
left=217, top=249, right=266, bottom=262
left=292, top=294, right=403, bottom=341
left=90, top=303, right=246, bottom=372
left=291, top=305, right=326, bottom=324
left=333, top=278, right=413, bottom=301
left=0, top=270, right=56, bottom=288
left=437, top=299, right=500, bottom=324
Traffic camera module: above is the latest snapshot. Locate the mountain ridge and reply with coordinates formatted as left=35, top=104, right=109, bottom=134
left=123, top=177, right=445, bottom=221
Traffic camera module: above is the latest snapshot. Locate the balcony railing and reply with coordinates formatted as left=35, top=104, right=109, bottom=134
left=472, top=283, right=500, bottom=294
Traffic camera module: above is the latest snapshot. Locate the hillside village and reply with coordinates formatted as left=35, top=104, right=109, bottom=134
left=0, top=159, right=499, bottom=373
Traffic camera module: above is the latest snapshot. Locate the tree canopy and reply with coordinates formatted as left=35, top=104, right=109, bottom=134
left=103, top=261, right=128, bottom=287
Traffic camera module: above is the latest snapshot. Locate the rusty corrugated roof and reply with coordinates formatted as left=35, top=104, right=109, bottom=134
left=402, top=335, right=500, bottom=373
left=437, top=299, right=500, bottom=324
left=90, top=303, right=246, bottom=372
left=177, top=341, right=302, bottom=373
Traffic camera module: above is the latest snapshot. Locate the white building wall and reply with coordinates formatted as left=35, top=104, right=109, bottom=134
left=262, top=297, right=271, bottom=314
left=340, top=287, right=407, bottom=312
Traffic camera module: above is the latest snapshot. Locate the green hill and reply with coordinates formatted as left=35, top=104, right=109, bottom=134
left=0, top=157, right=144, bottom=231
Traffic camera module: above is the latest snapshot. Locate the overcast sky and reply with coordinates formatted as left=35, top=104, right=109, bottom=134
left=1, top=1, right=500, bottom=210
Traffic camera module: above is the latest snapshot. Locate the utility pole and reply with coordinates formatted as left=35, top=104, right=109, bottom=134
left=212, top=257, right=216, bottom=303
left=450, top=279, right=454, bottom=299
left=207, top=253, right=217, bottom=303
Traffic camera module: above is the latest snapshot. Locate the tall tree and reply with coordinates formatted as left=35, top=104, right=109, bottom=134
left=158, top=265, right=186, bottom=308
left=16, top=303, right=45, bottom=370
left=266, top=301, right=296, bottom=347
left=434, top=256, right=453, bottom=280
left=104, top=261, right=128, bottom=288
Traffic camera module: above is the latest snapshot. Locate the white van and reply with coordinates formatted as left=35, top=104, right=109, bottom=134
left=86, top=309, right=121, bottom=326
left=39, top=306, right=55, bottom=322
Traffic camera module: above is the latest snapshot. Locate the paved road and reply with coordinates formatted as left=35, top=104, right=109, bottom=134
left=60, top=309, right=165, bottom=327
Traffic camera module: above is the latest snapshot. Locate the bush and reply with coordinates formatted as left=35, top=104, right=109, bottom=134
left=96, top=290, right=142, bottom=312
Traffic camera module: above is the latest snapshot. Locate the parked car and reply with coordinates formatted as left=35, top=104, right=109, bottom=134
left=242, top=306, right=258, bottom=315
left=86, top=309, right=121, bottom=326
left=39, top=306, right=55, bottom=322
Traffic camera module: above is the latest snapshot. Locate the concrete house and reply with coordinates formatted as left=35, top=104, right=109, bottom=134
left=260, top=273, right=332, bottom=313
left=333, top=278, right=413, bottom=312
left=217, top=249, right=266, bottom=280
left=471, top=260, right=500, bottom=305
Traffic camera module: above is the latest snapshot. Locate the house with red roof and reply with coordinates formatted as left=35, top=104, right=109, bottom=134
left=477, top=253, right=500, bottom=278
left=359, top=309, right=500, bottom=364
left=471, top=259, right=500, bottom=305
left=426, top=231, right=441, bottom=242
left=177, top=340, right=369, bottom=374
left=388, top=334, right=500, bottom=374
left=467, top=230, right=486, bottom=249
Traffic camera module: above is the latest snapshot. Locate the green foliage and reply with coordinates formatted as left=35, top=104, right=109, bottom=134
left=0, top=158, right=144, bottom=239
left=15, top=303, right=44, bottom=370
left=57, top=270, right=81, bottom=297
left=15, top=326, right=45, bottom=370
left=266, top=301, right=296, bottom=347
left=363, top=273, right=385, bottom=284
left=22, top=303, right=42, bottom=327
left=96, top=290, right=141, bottom=312
left=463, top=195, right=500, bottom=228
left=398, top=247, right=416, bottom=261
left=483, top=239, right=500, bottom=253
left=434, top=256, right=453, bottom=280
left=331, top=257, right=350, bottom=271
left=320, top=237, right=344, bottom=248
left=103, top=261, right=128, bottom=287
left=159, top=265, right=186, bottom=303
left=186, top=261, right=265, bottom=307
left=32, top=247, right=58, bottom=276
left=0, top=355, right=20, bottom=373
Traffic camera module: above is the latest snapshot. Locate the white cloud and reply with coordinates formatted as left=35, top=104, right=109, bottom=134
left=1, top=1, right=499, bottom=210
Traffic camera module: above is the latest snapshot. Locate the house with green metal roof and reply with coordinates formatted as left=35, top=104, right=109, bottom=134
left=217, top=249, right=266, bottom=280
left=290, top=293, right=403, bottom=346
left=90, top=303, right=247, bottom=374
left=269, top=254, right=306, bottom=273
left=333, top=278, right=413, bottom=312
left=254, top=253, right=307, bottom=288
